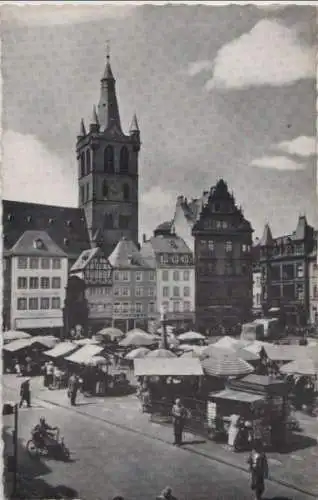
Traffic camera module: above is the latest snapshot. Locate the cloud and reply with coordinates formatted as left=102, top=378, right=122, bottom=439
left=250, top=155, right=307, bottom=171
left=2, top=4, right=135, bottom=26
left=205, top=20, right=315, bottom=90
left=2, top=130, right=77, bottom=206
left=272, top=136, right=316, bottom=157
left=187, top=60, right=213, bottom=77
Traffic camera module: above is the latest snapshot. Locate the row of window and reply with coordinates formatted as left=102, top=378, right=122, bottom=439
left=113, top=270, right=156, bottom=282
left=114, top=287, right=156, bottom=297
left=197, top=262, right=248, bottom=276
left=17, top=277, right=61, bottom=290
left=161, top=301, right=191, bottom=313
left=261, top=263, right=304, bottom=281
left=162, top=286, right=191, bottom=298
left=86, top=287, right=112, bottom=296
left=204, top=220, right=230, bottom=230
left=17, top=257, right=62, bottom=270
left=261, top=244, right=304, bottom=256
left=159, top=255, right=191, bottom=265
left=17, top=296, right=61, bottom=310
left=80, top=182, right=131, bottom=205
left=80, top=146, right=130, bottom=178
left=269, top=283, right=305, bottom=301
left=162, top=270, right=190, bottom=281
left=103, top=213, right=130, bottom=230
left=199, top=241, right=251, bottom=253
left=113, top=302, right=156, bottom=314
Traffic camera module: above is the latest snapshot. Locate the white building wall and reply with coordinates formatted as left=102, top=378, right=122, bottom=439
left=156, top=266, right=195, bottom=315
left=11, top=255, right=68, bottom=330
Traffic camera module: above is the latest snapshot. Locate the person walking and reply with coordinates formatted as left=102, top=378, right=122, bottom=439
left=171, top=398, right=187, bottom=446
left=46, top=361, right=54, bottom=388
left=68, top=374, right=80, bottom=406
left=19, top=378, right=31, bottom=408
left=247, top=440, right=269, bottom=500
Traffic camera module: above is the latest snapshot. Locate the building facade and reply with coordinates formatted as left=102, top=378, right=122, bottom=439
left=140, top=223, right=195, bottom=329
left=192, top=179, right=253, bottom=334
left=252, top=241, right=262, bottom=316
left=70, top=247, right=113, bottom=332
left=308, top=246, right=318, bottom=325
left=6, top=231, right=68, bottom=334
left=259, top=216, right=315, bottom=326
left=108, top=238, right=157, bottom=332
left=76, top=53, right=140, bottom=255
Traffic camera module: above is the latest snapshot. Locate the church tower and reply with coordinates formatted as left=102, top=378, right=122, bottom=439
left=76, top=50, right=140, bottom=255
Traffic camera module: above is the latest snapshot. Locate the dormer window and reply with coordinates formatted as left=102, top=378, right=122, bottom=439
left=64, top=238, right=69, bottom=246
left=27, top=216, right=32, bottom=223
left=7, top=214, right=13, bottom=221
left=66, top=220, right=72, bottom=227
left=48, top=218, right=54, bottom=225
left=33, top=238, right=44, bottom=250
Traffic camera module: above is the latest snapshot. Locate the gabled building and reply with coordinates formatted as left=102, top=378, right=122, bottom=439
left=108, top=237, right=157, bottom=332
left=140, top=222, right=195, bottom=330
left=4, top=230, right=68, bottom=334
left=192, top=179, right=253, bottom=334
left=259, top=216, right=315, bottom=325
left=70, top=247, right=113, bottom=332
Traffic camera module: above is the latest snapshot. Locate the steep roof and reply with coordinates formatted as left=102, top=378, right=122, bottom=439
left=9, top=230, right=67, bottom=257
left=259, top=224, right=274, bottom=246
left=97, top=55, right=122, bottom=133
left=70, top=247, right=101, bottom=272
left=146, top=234, right=193, bottom=255
left=3, top=200, right=90, bottom=259
left=108, top=238, right=152, bottom=269
left=154, top=221, right=173, bottom=236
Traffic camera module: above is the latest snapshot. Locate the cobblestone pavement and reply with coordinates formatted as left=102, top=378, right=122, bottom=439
left=3, top=374, right=318, bottom=498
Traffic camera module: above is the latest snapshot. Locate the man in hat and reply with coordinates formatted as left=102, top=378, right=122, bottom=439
left=19, top=378, right=31, bottom=408
left=171, top=398, right=187, bottom=446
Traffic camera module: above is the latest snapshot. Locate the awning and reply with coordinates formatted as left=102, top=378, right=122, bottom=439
left=65, top=345, right=104, bottom=364
left=211, top=389, right=264, bottom=404
left=45, top=342, right=79, bottom=358
left=3, top=338, right=33, bottom=352
left=134, top=358, right=203, bottom=376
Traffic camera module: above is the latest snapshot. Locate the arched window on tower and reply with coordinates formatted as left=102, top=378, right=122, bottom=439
left=123, top=183, right=130, bottom=201
left=102, top=180, right=108, bottom=199
left=120, top=146, right=129, bottom=173
left=86, top=149, right=91, bottom=174
left=104, top=146, right=114, bottom=173
left=80, top=153, right=85, bottom=177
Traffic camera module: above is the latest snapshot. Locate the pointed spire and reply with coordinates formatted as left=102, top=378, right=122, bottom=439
left=89, top=105, right=100, bottom=133
left=129, top=113, right=139, bottom=133
left=78, top=118, right=86, bottom=138
left=97, top=45, right=122, bottom=132
left=259, top=223, right=274, bottom=246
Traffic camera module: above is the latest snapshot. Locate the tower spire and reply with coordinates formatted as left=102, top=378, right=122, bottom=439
left=98, top=45, right=122, bottom=132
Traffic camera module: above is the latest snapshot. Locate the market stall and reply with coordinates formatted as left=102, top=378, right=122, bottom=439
left=3, top=336, right=59, bottom=374
left=208, top=374, right=290, bottom=451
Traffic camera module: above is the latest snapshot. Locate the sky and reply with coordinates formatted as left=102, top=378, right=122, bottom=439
left=1, top=2, right=317, bottom=240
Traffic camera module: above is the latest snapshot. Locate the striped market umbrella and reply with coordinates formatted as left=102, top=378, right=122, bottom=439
left=201, top=348, right=254, bottom=377
left=125, top=347, right=151, bottom=360
left=147, top=349, right=177, bottom=359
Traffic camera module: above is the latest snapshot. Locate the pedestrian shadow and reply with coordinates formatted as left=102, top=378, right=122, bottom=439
left=182, top=439, right=206, bottom=445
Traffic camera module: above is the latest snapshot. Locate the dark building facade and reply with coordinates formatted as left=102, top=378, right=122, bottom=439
left=77, top=53, right=140, bottom=256
left=259, top=216, right=316, bottom=326
left=192, top=180, right=253, bottom=334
